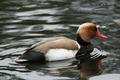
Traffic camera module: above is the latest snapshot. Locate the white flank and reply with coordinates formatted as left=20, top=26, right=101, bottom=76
left=45, top=49, right=78, bottom=61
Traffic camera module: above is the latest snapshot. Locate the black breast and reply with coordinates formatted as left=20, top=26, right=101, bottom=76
left=75, top=45, right=94, bottom=63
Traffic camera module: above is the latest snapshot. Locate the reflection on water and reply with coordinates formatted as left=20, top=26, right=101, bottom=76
left=0, top=0, right=120, bottom=80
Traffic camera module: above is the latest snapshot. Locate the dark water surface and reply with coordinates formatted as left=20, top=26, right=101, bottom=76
left=0, top=0, right=120, bottom=80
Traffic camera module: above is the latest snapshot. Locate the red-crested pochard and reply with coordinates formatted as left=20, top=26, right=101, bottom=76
left=15, top=22, right=108, bottom=65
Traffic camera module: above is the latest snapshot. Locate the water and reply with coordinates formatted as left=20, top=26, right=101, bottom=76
left=0, top=0, right=120, bottom=80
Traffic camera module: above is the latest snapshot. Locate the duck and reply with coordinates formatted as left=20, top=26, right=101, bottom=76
left=15, top=22, right=108, bottom=64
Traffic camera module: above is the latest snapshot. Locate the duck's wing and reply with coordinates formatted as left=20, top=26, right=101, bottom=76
left=31, top=37, right=67, bottom=48
left=30, top=37, right=79, bottom=53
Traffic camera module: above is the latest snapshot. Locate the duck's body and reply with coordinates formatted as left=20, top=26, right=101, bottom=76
left=16, top=37, right=80, bottom=63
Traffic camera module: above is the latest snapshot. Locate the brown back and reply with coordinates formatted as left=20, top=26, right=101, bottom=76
left=31, top=37, right=79, bottom=53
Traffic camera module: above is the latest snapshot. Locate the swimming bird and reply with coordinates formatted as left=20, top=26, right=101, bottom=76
left=15, top=22, right=108, bottom=64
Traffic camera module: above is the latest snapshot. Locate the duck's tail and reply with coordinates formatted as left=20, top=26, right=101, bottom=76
left=15, top=48, right=46, bottom=63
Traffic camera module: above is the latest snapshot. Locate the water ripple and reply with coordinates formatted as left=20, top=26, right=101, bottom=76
left=0, top=0, right=120, bottom=80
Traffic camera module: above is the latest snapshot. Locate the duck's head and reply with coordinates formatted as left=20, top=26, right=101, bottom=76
left=76, top=23, right=108, bottom=42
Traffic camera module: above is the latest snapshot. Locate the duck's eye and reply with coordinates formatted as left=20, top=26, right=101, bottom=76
left=94, top=27, right=97, bottom=32
left=91, top=26, right=97, bottom=32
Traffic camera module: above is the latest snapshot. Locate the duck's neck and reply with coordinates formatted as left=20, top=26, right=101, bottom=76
left=77, top=34, right=91, bottom=47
